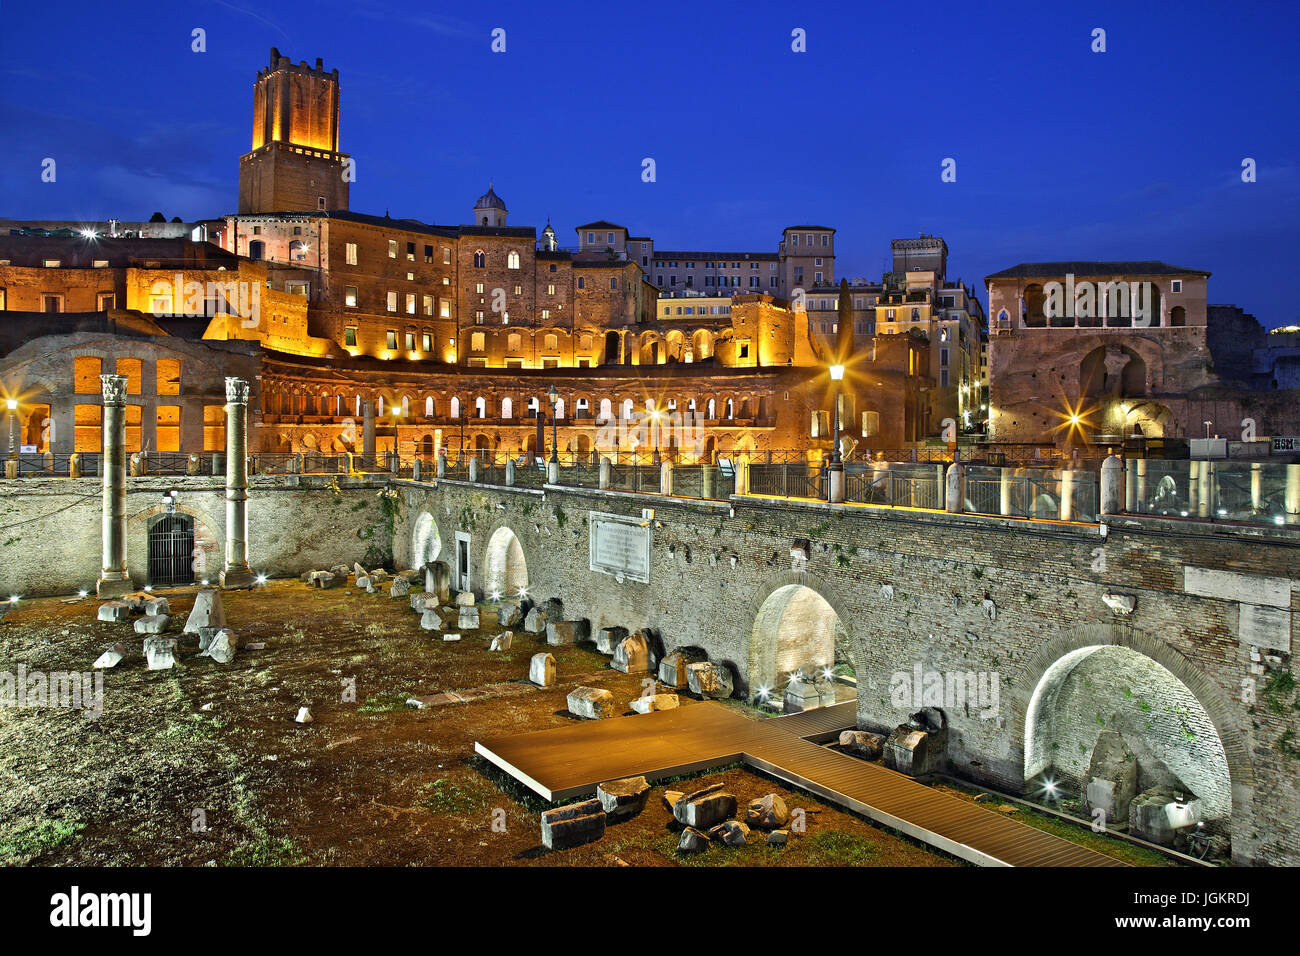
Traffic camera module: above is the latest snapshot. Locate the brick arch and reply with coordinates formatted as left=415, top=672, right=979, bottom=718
left=482, top=522, right=530, bottom=598
left=1010, top=621, right=1251, bottom=783
left=1011, top=621, right=1253, bottom=852
left=129, top=501, right=222, bottom=584
left=742, top=569, right=857, bottom=698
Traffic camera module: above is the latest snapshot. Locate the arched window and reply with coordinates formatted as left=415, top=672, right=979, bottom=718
left=599, top=398, right=613, bottom=420
left=544, top=334, right=559, bottom=351
left=707, top=398, right=716, bottom=419
left=474, top=396, right=486, bottom=418
left=400, top=395, right=410, bottom=417
left=1170, top=306, right=1186, bottom=327
left=502, top=397, right=513, bottom=419
left=507, top=333, right=522, bottom=352
left=450, top=396, right=460, bottom=419
left=248, top=240, right=265, bottom=260
left=378, top=395, right=385, bottom=416
left=425, top=396, right=434, bottom=417
left=289, top=239, right=308, bottom=261
left=473, top=251, right=486, bottom=268
left=555, top=398, right=565, bottom=419
left=621, top=398, right=634, bottom=420
left=507, top=251, right=520, bottom=269
left=725, top=398, right=734, bottom=419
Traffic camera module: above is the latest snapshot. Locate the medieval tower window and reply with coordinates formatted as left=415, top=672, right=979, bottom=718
left=507, top=251, right=520, bottom=269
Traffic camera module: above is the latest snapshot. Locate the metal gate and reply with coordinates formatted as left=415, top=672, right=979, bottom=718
left=148, top=514, right=195, bottom=587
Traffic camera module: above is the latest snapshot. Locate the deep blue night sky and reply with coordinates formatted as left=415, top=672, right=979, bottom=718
left=1, top=0, right=1297, bottom=325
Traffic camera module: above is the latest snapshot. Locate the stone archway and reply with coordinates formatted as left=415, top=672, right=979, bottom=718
left=411, top=510, right=442, bottom=567
left=484, top=525, right=528, bottom=598
left=747, top=573, right=855, bottom=701
left=1013, top=622, right=1252, bottom=857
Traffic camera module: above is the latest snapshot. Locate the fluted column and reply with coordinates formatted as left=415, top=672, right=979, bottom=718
left=219, top=377, right=254, bottom=588
left=96, top=374, right=133, bottom=597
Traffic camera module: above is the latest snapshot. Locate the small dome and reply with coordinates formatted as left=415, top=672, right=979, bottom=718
left=474, top=182, right=507, bottom=211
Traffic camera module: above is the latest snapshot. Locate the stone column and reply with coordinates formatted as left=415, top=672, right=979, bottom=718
left=999, top=467, right=1013, bottom=516
left=362, top=400, right=376, bottom=467
left=1250, top=462, right=1263, bottom=513
left=96, top=374, right=133, bottom=597
left=660, top=460, right=673, bottom=496
left=219, top=377, right=254, bottom=588
left=599, top=456, right=611, bottom=490
left=945, top=462, right=964, bottom=513
left=1286, top=464, right=1300, bottom=526
left=703, top=462, right=715, bottom=499
left=505, top=459, right=516, bottom=486
left=1124, top=458, right=1137, bottom=512
left=1198, top=461, right=1215, bottom=518
left=1059, top=469, right=1074, bottom=522
left=1100, top=455, right=1124, bottom=516
left=1188, top=460, right=1201, bottom=515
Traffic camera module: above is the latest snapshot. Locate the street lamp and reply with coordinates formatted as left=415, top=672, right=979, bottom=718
left=5, top=398, right=17, bottom=459
left=827, top=365, right=845, bottom=503
left=651, top=406, right=662, bottom=465
left=546, top=385, right=559, bottom=465
left=1203, top=420, right=1213, bottom=440
left=828, top=365, right=845, bottom=465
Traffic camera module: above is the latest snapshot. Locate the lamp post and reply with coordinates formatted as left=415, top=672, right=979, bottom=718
left=546, top=385, right=559, bottom=483
left=651, top=406, right=662, bottom=465
left=5, top=398, right=17, bottom=459
left=828, top=365, right=845, bottom=503
left=1203, top=420, right=1213, bottom=441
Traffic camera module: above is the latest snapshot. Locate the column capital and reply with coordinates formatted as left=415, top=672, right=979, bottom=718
left=100, top=373, right=128, bottom=406
left=225, top=377, right=250, bottom=405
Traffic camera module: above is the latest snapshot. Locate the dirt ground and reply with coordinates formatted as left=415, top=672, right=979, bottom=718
left=0, top=580, right=1161, bottom=867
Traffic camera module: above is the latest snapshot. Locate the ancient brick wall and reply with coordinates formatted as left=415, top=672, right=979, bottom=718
left=392, top=478, right=1299, bottom=864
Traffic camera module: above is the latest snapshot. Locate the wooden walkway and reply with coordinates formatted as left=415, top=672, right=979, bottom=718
left=476, top=700, right=1125, bottom=867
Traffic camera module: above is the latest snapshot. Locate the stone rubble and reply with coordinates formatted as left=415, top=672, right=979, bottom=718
left=540, top=798, right=606, bottom=850
left=529, top=652, right=555, bottom=687
left=183, top=590, right=226, bottom=634
left=566, top=686, right=617, bottom=719
left=144, top=637, right=178, bottom=671
left=93, top=642, right=128, bottom=669
left=596, top=775, right=650, bottom=820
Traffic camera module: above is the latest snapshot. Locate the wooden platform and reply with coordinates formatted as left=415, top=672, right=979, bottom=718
left=476, top=700, right=1125, bottom=867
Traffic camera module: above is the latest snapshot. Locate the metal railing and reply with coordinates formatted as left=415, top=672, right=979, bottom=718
left=748, top=461, right=823, bottom=499
left=845, top=463, right=945, bottom=509
left=1128, top=459, right=1295, bottom=527
left=964, top=466, right=1099, bottom=523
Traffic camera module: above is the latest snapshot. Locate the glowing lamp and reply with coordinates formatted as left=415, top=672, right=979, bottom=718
left=829, top=364, right=845, bottom=381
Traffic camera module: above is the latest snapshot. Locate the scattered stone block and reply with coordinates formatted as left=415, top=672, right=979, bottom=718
left=629, top=693, right=679, bottom=714
left=541, top=798, right=606, bottom=850
left=784, top=676, right=823, bottom=713
left=567, top=686, right=618, bottom=719
left=97, top=601, right=130, bottom=622
left=672, top=786, right=737, bottom=830
left=368, top=569, right=388, bottom=584
left=883, top=724, right=947, bottom=777
left=839, top=730, right=886, bottom=760
left=546, top=620, right=589, bottom=646
left=596, top=776, right=650, bottom=820
left=455, top=591, right=476, bottom=607
left=497, top=603, right=523, bottom=627
left=183, top=590, right=226, bottom=634
left=458, top=606, right=481, bottom=630
left=410, top=592, right=438, bottom=613
left=594, top=626, right=629, bottom=655
left=678, top=827, right=710, bottom=853
left=529, top=652, right=555, bottom=687
left=419, top=608, right=441, bottom=631
left=540, top=597, right=563, bottom=620
left=686, top=661, right=734, bottom=699
left=295, top=706, right=313, bottom=724
left=134, top=614, right=170, bottom=635
left=442, top=633, right=461, bottom=642
left=355, top=575, right=372, bottom=590
left=708, top=820, right=750, bottom=846
left=1082, top=730, right=1139, bottom=827
left=488, top=631, right=513, bottom=651
left=1128, top=787, right=1199, bottom=846
left=425, top=561, right=451, bottom=604
left=119, top=592, right=151, bottom=612
left=390, top=577, right=411, bottom=599
left=144, top=597, right=170, bottom=617
left=658, top=648, right=707, bottom=688
left=144, top=637, right=177, bottom=670
left=93, top=642, right=128, bottom=669
left=612, top=631, right=650, bottom=674
left=200, top=628, right=237, bottom=664
left=523, top=607, right=548, bottom=634
left=353, top=562, right=366, bottom=581
left=745, top=793, right=790, bottom=830
left=663, top=790, right=684, bottom=811
left=314, top=571, right=338, bottom=589
left=767, top=829, right=789, bottom=847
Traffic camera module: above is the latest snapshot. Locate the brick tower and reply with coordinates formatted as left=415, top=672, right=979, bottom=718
left=237, top=48, right=351, bottom=214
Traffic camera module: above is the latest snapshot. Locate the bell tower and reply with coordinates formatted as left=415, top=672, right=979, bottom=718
left=237, top=48, right=351, bottom=214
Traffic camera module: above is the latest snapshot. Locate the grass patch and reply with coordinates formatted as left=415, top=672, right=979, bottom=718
left=224, top=834, right=307, bottom=867
left=416, top=777, right=489, bottom=816
left=0, top=816, right=84, bottom=864
left=358, top=691, right=412, bottom=714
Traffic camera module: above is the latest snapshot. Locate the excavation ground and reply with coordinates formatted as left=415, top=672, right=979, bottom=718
left=0, top=580, right=1179, bottom=867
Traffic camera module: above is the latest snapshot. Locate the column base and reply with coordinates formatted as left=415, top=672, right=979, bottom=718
left=96, top=577, right=134, bottom=598
left=828, top=465, right=845, bottom=504
left=219, top=568, right=256, bottom=589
